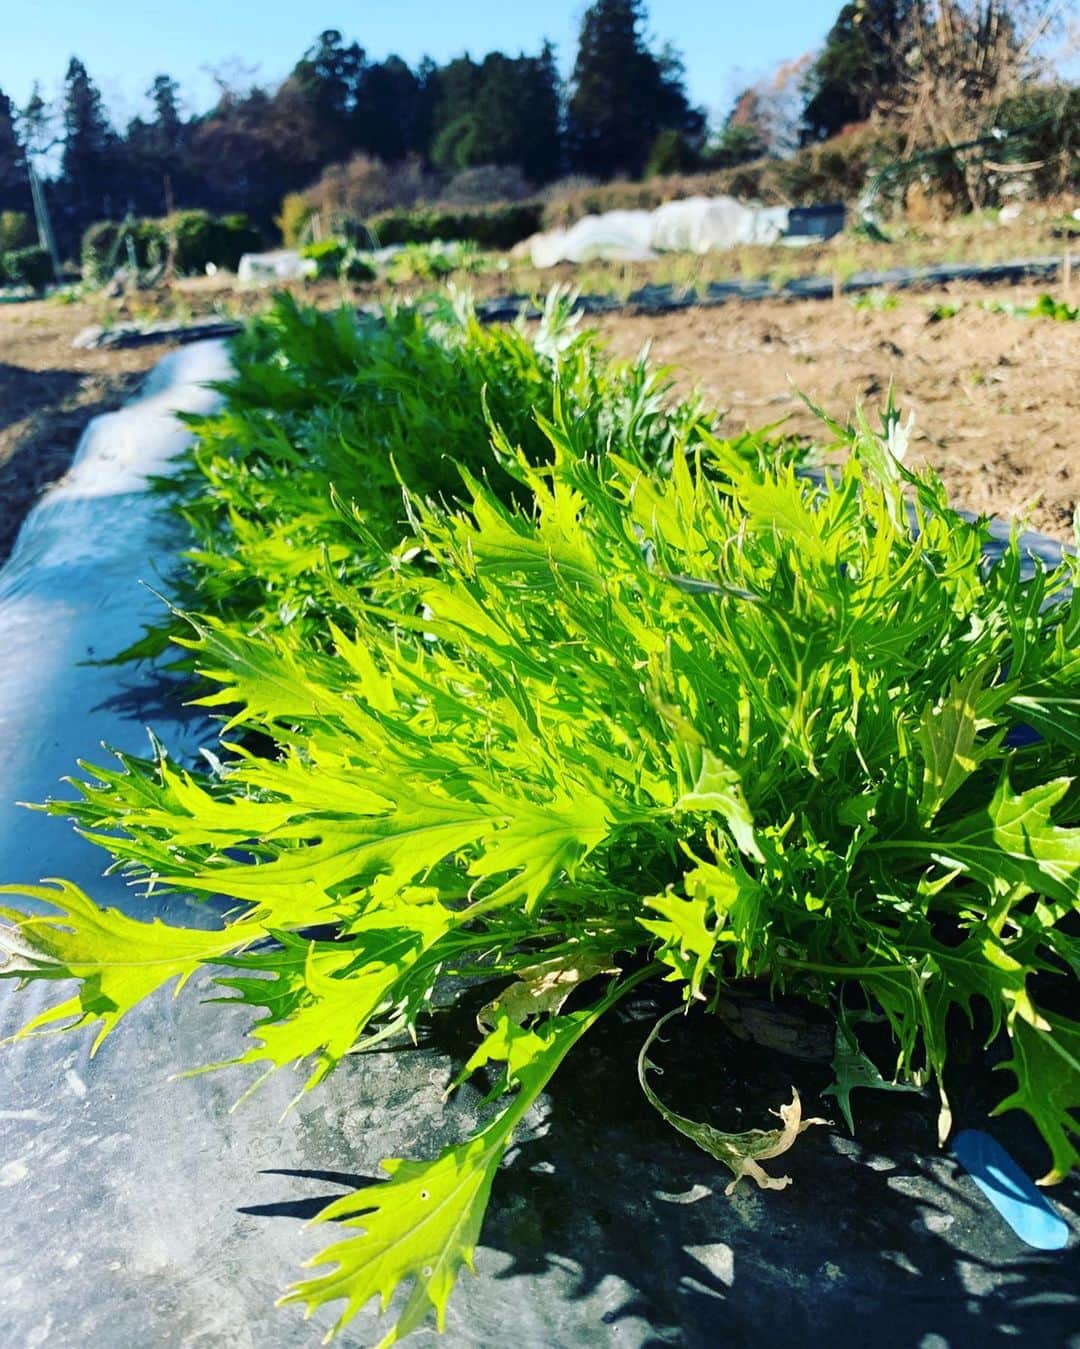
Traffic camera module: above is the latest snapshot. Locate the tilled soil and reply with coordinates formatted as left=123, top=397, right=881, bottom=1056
left=593, top=286, right=1079, bottom=544
left=0, top=281, right=1076, bottom=565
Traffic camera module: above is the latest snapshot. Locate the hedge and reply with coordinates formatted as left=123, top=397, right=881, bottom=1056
left=365, top=202, right=543, bottom=250
left=1, top=245, right=53, bottom=290
left=81, top=211, right=263, bottom=283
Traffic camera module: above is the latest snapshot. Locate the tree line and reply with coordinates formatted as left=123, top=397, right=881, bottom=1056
left=0, top=0, right=1070, bottom=258
left=0, top=0, right=710, bottom=253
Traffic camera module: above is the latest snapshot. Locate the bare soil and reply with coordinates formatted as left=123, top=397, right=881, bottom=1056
left=593, top=285, right=1079, bottom=544
left=0, top=276, right=1076, bottom=568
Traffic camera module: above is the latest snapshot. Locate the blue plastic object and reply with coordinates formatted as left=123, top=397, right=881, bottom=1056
left=953, top=1129, right=1071, bottom=1251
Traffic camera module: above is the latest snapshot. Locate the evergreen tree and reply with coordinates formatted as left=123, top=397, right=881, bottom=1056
left=802, top=0, right=914, bottom=141
left=60, top=58, right=118, bottom=227
left=148, top=74, right=184, bottom=158
left=428, top=54, right=482, bottom=155
left=566, top=0, right=704, bottom=177
left=292, top=29, right=366, bottom=159
left=473, top=46, right=561, bottom=183
left=0, top=88, right=31, bottom=215
left=125, top=74, right=189, bottom=214
left=430, top=48, right=562, bottom=183
left=354, top=56, right=424, bottom=162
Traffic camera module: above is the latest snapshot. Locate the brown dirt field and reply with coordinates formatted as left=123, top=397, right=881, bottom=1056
left=0, top=278, right=1076, bottom=568
left=592, top=286, right=1079, bottom=544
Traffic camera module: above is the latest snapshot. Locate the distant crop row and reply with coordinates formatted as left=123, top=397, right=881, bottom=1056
left=2, top=293, right=1077, bottom=1344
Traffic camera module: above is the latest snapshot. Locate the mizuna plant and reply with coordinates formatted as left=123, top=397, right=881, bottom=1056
left=1, top=298, right=1078, bottom=1346
left=126, top=287, right=730, bottom=657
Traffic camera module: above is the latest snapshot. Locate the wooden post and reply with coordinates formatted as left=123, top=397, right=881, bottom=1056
left=163, top=173, right=176, bottom=281
left=27, top=159, right=62, bottom=286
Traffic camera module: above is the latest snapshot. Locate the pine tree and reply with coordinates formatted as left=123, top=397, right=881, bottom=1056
left=566, top=0, right=704, bottom=177
left=148, top=75, right=184, bottom=159
left=60, top=58, right=118, bottom=227
left=802, top=0, right=914, bottom=141
left=0, top=88, right=31, bottom=215
left=292, top=30, right=365, bottom=159
left=430, top=48, right=562, bottom=183
left=354, top=56, right=424, bottom=162
left=125, top=74, right=189, bottom=214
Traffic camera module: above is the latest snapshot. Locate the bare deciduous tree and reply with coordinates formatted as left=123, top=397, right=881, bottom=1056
left=883, top=0, right=1074, bottom=209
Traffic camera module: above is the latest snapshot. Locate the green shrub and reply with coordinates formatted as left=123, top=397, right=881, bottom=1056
left=384, top=240, right=482, bottom=283
left=81, top=212, right=263, bottom=283
left=168, top=210, right=216, bottom=272
left=368, top=202, right=543, bottom=250
left=277, top=191, right=316, bottom=247
left=1, top=244, right=54, bottom=289
left=299, top=237, right=346, bottom=277
left=81, top=218, right=167, bottom=282
left=0, top=210, right=32, bottom=254
left=170, top=210, right=262, bottom=273
left=80, top=220, right=122, bottom=282
left=645, top=129, right=701, bottom=178
left=299, top=237, right=376, bottom=282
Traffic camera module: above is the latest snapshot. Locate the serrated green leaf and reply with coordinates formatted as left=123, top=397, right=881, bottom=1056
left=676, top=747, right=763, bottom=861
left=208, top=898, right=459, bottom=1091
left=823, top=1006, right=923, bottom=1133
left=917, top=667, right=1004, bottom=822
left=887, top=772, right=1080, bottom=915
left=993, top=1011, right=1080, bottom=1185
left=0, top=881, right=262, bottom=1051
left=466, top=787, right=613, bottom=912
left=283, top=975, right=646, bottom=1343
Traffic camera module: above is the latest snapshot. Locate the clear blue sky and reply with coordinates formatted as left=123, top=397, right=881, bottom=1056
left=0, top=0, right=844, bottom=129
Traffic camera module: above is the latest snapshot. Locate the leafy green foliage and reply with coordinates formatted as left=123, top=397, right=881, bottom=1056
left=824, top=1003, right=922, bottom=1132
left=384, top=241, right=484, bottom=284
left=1, top=294, right=1078, bottom=1342
left=852, top=289, right=900, bottom=312
left=130, top=287, right=715, bottom=657
left=985, top=292, right=1080, bottom=323
left=369, top=203, right=544, bottom=251
left=0, top=210, right=33, bottom=255
left=1, top=244, right=53, bottom=289
left=300, top=237, right=376, bottom=282
left=80, top=210, right=262, bottom=282
left=285, top=976, right=648, bottom=1344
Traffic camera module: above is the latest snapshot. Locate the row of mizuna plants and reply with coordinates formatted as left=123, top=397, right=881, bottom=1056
left=2, top=289, right=1078, bottom=1345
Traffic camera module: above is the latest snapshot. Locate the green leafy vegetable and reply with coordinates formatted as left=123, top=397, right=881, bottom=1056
left=2, top=291, right=1077, bottom=1342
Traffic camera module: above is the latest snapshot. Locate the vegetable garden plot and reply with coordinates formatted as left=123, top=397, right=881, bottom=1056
left=0, top=294, right=1077, bottom=1347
